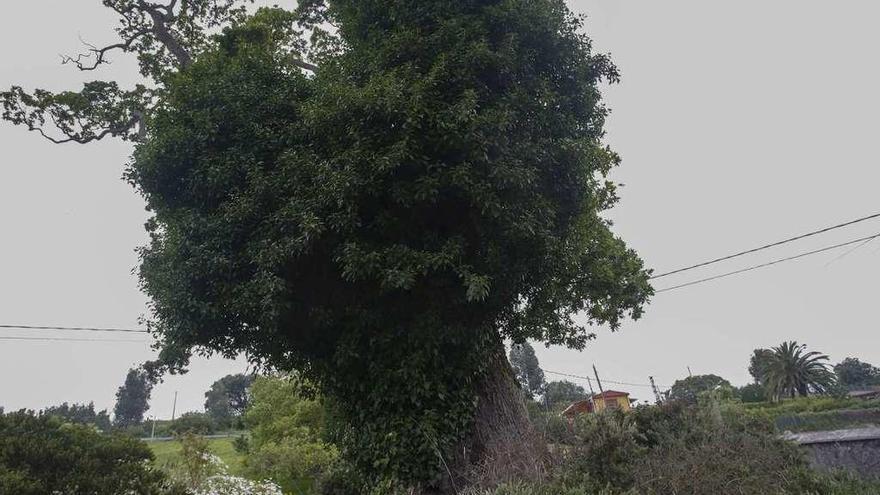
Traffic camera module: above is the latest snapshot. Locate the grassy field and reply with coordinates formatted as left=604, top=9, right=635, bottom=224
left=148, top=437, right=246, bottom=475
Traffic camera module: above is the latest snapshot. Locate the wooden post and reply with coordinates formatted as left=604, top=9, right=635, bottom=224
left=592, top=365, right=605, bottom=395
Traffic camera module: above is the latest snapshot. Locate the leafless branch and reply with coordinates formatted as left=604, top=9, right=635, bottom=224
left=61, top=31, right=151, bottom=71
left=63, top=0, right=192, bottom=72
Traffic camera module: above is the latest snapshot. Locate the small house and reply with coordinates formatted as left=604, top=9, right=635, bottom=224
left=562, top=390, right=634, bottom=421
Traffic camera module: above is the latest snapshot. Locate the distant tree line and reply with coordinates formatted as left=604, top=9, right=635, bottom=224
left=667, top=341, right=880, bottom=405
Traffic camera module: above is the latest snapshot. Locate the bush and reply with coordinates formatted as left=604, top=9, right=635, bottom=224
left=167, top=434, right=282, bottom=495
left=242, top=376, right=340, bottom=493
left=736, top=383, right=766, bottom=403
left=246, top=438, right=338, bottom=493
left=0, top=411, right=181, bottom=495
left=526, top=401, right=573, bottom=445
left=632, top=417, right=804, bottom=494
left=522, top=401, right=880, bottom=495
left=170, top=412, right=219, bottom=435
left=473, top=400, right=880, bottom=495
left=557, top=411, right=645, bottom=490
left=232, top=434, right=250, bottom=454
left=39, top=402, right=113, bottom=431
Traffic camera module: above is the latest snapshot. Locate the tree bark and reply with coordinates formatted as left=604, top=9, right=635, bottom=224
left=434, top=339, right=547, bottom=493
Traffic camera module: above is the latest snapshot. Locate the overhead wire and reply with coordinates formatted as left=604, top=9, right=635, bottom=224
left=0, top=336, right=148, bottom=343
left=655, top=232, right=880, bottom=293
left=544, top=369, right=667, bottom=389
left=0, top=324, right=147, bottom=333
left=651, top=211, right=880, bottom=279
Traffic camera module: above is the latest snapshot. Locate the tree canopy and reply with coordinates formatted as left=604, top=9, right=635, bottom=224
left=1, top=0, right=651, bottom=489
left=748, top=349, right=774, bottom=385
left=204, top=373, right=255, bottom=425
left=114, top=367, right=153, bottom=427
left=543, top=380, right=588, bottom=408
left=668, top=374, right=731, bottom=403
left=510, top=342, right=546, bottom=399
left=834, top=357, right=880, bottom=388
left=39, top=402, right=112, bottom=431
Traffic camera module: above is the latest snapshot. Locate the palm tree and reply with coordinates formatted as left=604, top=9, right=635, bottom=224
left=762, top=341, right=836, bottom=401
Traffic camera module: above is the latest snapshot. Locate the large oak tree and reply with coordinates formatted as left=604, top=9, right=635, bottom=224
left=2, top=1, right=651, bottom=491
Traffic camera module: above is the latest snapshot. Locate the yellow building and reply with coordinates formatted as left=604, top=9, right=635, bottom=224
left=591, top=390, right=633, bottom=412
left=562, top=390, right=634, bottom=419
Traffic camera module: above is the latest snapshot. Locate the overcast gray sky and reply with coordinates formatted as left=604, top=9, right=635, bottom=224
left=1, top=1, right=878, bottom=417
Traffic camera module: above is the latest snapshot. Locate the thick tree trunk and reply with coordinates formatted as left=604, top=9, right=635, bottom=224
left=433, top=340, right=547, bottom=493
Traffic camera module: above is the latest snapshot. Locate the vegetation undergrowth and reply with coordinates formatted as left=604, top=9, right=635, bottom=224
left=499, top=400, right=880, bottom=495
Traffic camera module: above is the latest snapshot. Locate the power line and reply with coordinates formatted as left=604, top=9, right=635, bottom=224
left=544, top=369, right=666, bottom=388
left=0, top=336, right=148, bottom=343
left=656, top=232, right=880, bottom=293
left=0, top=324, right=147, bottom=333
left=651, top=211, right=880, bottom=279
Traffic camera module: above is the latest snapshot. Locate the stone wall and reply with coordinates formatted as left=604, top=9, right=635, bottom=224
left=787, top=427, right=880, bottom=479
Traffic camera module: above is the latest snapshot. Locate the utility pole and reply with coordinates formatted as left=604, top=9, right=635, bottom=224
left=592, top=364, right=605, bottom=395
left=585, top=375, right=596, bottom=396
left=649, top=376, right=663, bottom=405
left=687, top=366, right=693, bottom=378
left=150, top=416, right=157, bottom=439
left=171, top=391, right=178, bottom=422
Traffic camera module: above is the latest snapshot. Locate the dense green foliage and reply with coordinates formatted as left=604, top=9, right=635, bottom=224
left=243, top=376, right=339, bottom=493
left=509, top=342, right=546, bottom=399
left=205, top=374, right=255, bottom=426
left=543, top=380, right=588, bottom=408
left=834, top=357, right=880, bottom=387
left=735, top=382, right=766, bottom=403
left=667, top=373, right=731, bottom=403
left=39, top=401, right=112, bottom=431
left=169, top=412, right=219, bottom=435
left=762, top=342, right=836, bottom=401
left=735, top=396, right=880, bottom=433
left=748, top=348, right=774, bottom=384
left=505, top=402, right=880, bottom=495
left=115, top=367, right=154, bottom=427
left=2, top=0, right=651, bottom=488
left=0, top=411, right=179, bottom=494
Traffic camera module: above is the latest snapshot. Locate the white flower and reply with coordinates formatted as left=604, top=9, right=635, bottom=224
left=190, top=456, right=283, bottom=495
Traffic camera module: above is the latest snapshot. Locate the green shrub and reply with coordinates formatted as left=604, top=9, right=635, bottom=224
left=242, top=376, right=340, bottom=493
left=527, top=401, right=573, bottom=445
left=232, top=433, right=250, bottom=454
left=632, top=418, right=804, bottom=494
left=736, top=383, right=767, bottom=403
left=471, top=400, right=880, bottom=495
left=169, top=412, right=218, bottom=435
left=246, top=438, right=338, bottom=493
left=558, top=411, right=645, bottom=490
left=165, top=434, right=282, bottom=494
left=534, top=401, right=880, bottom=495
left=39, top=402, right=113, bottom=431
left=0, top=411, right=182, bottom=495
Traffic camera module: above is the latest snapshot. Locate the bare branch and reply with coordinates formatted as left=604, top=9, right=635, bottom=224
left=61, top=31, right=150, bottom=71
left=63, top=0, right=193, bottom=73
